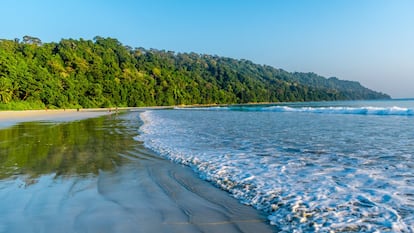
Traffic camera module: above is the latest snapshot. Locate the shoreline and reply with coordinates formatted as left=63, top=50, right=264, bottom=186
left=0, top=105, right=202, bottom=129
left=0, top=110, right=274, bottom=232
left=0, top=109, right=113, bottom=129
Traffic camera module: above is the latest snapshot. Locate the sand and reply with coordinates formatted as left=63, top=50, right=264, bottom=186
left=0, top=109, right=112, bottom=129
left=0, top=110, right=273, bottom=233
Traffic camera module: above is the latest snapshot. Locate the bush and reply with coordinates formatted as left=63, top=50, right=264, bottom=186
left=0, top=101, right=46, bottom=110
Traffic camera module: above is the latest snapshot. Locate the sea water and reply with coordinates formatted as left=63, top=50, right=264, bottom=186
left=136, top=99, right=414, bottom=232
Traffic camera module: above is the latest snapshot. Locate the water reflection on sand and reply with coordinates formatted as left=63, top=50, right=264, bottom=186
left=0, top=112, right=272, bottom=233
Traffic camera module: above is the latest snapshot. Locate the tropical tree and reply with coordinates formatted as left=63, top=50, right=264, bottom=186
left=0, top=78, right=13, bottom=103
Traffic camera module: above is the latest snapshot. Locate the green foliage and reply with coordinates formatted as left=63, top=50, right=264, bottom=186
left=0, top=101, right=45, bottom=110
left=0, top=37, right=390, bottom=109
left=0, top=78, right=13, bottom=103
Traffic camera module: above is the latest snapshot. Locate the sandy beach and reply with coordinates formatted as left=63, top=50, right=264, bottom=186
left=0, top=109, right=114, bottom=129
left=0, top=110, right=273, bottom=233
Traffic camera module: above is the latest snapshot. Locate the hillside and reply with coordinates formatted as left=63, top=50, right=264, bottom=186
left=0, top=36, right=390, bottom=109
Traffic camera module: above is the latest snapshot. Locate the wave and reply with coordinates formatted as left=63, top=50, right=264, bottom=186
left=264, top=106, right=414, bottom=116
left=174, top=106, right=230, bottom=111
left=137, top=110, right=414, bottom=232
left=177, top=106, right=414, bottom=116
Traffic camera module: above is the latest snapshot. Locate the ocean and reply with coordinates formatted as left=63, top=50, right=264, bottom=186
left=136, top=99, right=414, bottom=232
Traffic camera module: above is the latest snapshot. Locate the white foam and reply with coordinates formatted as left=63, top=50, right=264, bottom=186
left=137, top=108, right=414, bottom=232
left=184, top=104, right=414, bottom=116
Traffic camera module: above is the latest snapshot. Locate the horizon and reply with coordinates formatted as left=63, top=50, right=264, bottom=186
left=1, top=0, right=413, bottom=98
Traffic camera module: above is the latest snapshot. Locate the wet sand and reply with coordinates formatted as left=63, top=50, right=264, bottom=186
left=0, top=111, right=273, bottom=232
left=0, top=109, right=112, bottom=129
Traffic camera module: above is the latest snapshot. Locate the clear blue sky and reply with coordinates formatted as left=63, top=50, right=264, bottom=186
left=1, top=0, right=413, bottom=98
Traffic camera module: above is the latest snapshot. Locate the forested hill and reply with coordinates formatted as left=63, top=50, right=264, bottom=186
left=0, top=36, right=390, bottom=109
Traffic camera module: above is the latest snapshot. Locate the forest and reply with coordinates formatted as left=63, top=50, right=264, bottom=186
left=0, top=36, right=390, bottom=109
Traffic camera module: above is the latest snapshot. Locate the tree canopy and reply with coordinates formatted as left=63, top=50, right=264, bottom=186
left=0, top=36, right=390, bottom=109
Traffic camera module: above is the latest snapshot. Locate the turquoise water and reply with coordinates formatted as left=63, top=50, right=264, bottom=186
left=137, top=99, right=414, bottom=232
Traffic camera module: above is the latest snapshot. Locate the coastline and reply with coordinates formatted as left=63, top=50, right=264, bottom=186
left=0, top=105, right=219, bottom=129
left=0, top=110, right=273, bottom=232
left=0, top=109, right=113, bottom=129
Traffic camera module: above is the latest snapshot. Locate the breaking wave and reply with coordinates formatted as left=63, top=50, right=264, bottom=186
left=176, top=105, right=414, bottom=116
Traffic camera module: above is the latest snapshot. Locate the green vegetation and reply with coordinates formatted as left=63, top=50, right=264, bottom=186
left=0, top=36, right=390, bottom=109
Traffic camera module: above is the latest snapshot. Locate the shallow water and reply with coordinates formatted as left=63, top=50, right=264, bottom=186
left=0, top=113, right=272, bottom=233
left=138, top=100, right=414, bottom=232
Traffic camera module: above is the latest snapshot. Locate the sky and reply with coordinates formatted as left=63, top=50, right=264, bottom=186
left=1, top=0, right=413, bottom=98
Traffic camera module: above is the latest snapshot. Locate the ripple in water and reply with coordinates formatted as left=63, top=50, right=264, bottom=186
left=137, top=101, right=414, bottom=232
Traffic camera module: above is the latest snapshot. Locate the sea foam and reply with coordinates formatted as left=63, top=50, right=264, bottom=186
left=137, top=104, right=414, bottom=232
left=176, top=105, right=414, bottom=116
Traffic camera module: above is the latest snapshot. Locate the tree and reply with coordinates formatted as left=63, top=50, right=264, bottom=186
left=22, top=35, right=42, bottom=46
left=0, top=36, right=390, bottom=110
left=0, top=78, right=13, bottom=103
